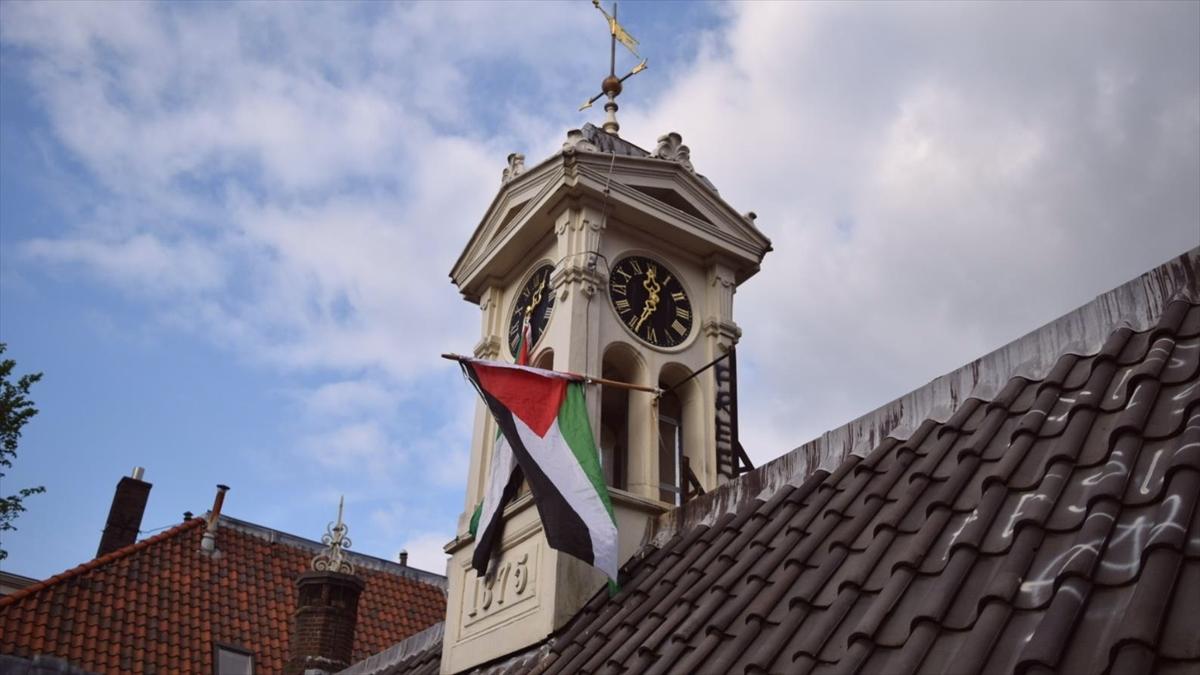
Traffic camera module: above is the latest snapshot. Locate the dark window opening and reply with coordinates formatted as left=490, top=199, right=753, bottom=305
left=214, top=644, right=254, bottom=675
left=600, top=360, right=630, bottom=490
left=658, top=389, right=683, bottom=505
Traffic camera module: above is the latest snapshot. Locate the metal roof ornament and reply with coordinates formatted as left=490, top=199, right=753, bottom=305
left=579, top=1, right=648, bottom=136
left=312, top=495, right=354, bottom=575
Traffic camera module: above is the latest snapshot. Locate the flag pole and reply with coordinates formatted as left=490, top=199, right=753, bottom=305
left=441, top=353, right=661, bottom=394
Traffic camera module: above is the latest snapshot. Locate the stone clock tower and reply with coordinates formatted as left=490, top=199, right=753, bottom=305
left=442, top=124, right=770, bottom=672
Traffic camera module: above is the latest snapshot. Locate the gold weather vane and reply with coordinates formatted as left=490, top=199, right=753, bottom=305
left=580, top=0, right=648, bottom=135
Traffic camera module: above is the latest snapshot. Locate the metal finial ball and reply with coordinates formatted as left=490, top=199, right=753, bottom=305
left=601, top=75, right=623, bottom=96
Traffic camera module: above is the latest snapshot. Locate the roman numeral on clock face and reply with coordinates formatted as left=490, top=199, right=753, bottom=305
left=609, top=254, right=692, bottom=348
left=509, top=264, right=555, bottom=355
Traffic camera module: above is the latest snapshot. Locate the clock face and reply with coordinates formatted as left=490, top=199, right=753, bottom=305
left=609, top=255, right=693, bottom=348
left=508, top=264, right=555, bottom=358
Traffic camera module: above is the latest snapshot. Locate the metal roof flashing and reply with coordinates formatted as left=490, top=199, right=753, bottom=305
left=646, top=246, right=1199, bottom=548
left=337, top=622, right=445, bottom=675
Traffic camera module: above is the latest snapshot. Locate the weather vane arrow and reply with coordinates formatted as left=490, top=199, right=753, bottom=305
left=580, top=0, right=648, bottom=135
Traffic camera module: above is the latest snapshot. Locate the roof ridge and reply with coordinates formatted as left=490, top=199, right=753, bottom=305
left=216, top=514, right=448, bottom=589
left=0, top=517, right=205, bottom=608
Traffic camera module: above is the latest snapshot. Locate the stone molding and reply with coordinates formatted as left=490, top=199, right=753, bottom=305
left=563, top=129, right=598, bottom=153
left=502, top=153, right=525, bottom=184
left=652, top=132, right=694, bottom=172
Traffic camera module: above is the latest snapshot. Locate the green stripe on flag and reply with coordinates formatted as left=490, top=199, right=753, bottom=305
left=469, top=501, right=482, bottom=537
left=558, top=382, right=615, bottom=523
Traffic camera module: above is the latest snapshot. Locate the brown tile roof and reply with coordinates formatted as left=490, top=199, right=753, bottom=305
left=0, top=515, right=447, bottom=674
left=532, top=297, right=1200, bottom=674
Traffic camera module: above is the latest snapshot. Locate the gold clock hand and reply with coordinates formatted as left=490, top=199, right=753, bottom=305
left=634, top=268, right=662, bottom=331
left=525, top=276, right=546, bottom=320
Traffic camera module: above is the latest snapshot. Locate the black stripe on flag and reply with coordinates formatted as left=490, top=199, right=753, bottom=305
left=472, top=462, right=524, bottom=576
left=464, top=365, right=595, bottom=571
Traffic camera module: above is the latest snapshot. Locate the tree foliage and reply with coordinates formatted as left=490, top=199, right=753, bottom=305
left=0, top=343, right=45, bottom=561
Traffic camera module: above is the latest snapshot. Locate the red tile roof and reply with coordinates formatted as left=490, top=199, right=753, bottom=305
left=0, top=515, right=446, bottom=674
left=539, top=297, right=1200, bottom=674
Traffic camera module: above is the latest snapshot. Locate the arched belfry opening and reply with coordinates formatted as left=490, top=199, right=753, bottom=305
left=659, top=363, right=705, bottom=503
left=656, top=387, right=682, bottom=504
left=599, top=343, right=644, bottom=491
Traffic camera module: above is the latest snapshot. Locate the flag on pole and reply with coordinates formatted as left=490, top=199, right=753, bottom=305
left=592, top=0, right=640, bottom=57
left=516, top=313, right=532, bottom=366
left=461, top=359, right=618, bottom=581
left=469, top=313, right=531, bottom=539
left=611, top=20, right=639, bottom=57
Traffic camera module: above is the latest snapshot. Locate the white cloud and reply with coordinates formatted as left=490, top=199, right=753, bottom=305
left=621, top=2, right=1199, bottom=460
left=23, top=233, right=226, bottom=295
left=397, top=531, right=451, bottom=577
left=300, top=380, right=398, bottom=418
left=303, top=421, right=400, bottom=472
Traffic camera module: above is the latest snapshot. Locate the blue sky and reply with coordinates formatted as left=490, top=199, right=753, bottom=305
left=1, top=1, right=1197, bottom=579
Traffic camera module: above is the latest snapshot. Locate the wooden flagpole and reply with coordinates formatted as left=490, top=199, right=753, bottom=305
left=441, top=353, right=660, bottom=394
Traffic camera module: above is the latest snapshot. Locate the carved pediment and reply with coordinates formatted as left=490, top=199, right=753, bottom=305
left=451, top=132, right=771, bottom=301
left=570, top=154, right=771, bottom=265
left=627, top=184, right=712, bottom=224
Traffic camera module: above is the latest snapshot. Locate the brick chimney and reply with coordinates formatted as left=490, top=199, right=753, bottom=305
left=284, top=571, right=366, bottom=675
left=285, top=497, right=365, bottom=675
left=96, top=467, right=152, bottom=557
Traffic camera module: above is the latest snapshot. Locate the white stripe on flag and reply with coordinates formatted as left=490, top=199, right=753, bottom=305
left=512, top=414, right=618, bottom=579
left=477, top=433, right=517, bottom=547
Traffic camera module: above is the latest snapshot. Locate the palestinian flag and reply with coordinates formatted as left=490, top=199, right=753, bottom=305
left=461, top=359, right=618, bottom=581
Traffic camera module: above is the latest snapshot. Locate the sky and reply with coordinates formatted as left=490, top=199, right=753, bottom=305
left=0, top=1, right=1196, bottom=580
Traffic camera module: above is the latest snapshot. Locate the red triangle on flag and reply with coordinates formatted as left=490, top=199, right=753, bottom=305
left=471, top=362, right=567, bottom=437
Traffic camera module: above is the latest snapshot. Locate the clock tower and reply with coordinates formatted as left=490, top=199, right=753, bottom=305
left=442, top=125, right=770, bottom=671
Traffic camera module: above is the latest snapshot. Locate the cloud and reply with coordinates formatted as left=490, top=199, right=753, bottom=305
left=299, top=380, right=398, bottom=418
left=302, top=421, right=399, bottom=472
left=621, top=2, right=1200, bottom=460
left=397, top=531, right=451, bottom=577
left=23, top=233, right=227, bottom=295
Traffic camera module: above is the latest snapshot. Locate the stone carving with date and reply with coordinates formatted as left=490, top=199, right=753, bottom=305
left=466, top=553, right=532, bottom=620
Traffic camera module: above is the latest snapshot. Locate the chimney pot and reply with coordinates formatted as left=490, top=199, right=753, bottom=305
left=131, top=466, right=145, bottom=481
left=200, top=484, right=230, bottom=556
left=398, top=550, right=408, bottom=567
left=97, top=471, right=153, bottom=558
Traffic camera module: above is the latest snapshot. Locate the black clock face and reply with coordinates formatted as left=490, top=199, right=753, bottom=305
left=609, top=255, right=693, bottom=348
left=508, top=264, right=555, bottom=359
